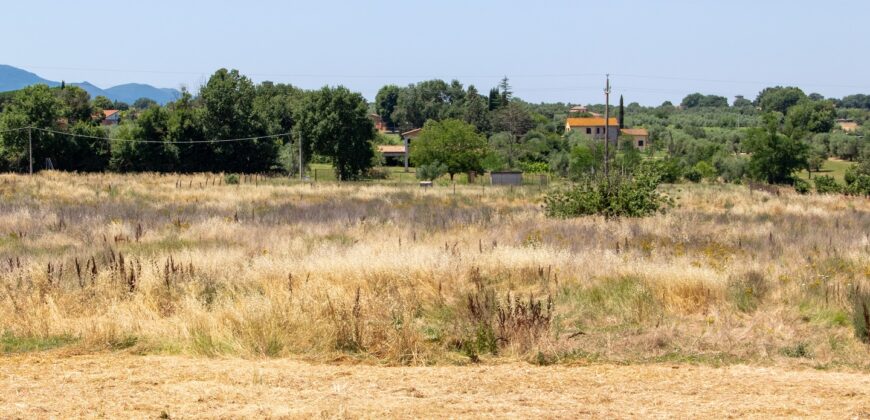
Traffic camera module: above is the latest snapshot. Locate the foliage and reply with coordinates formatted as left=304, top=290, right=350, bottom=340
left=813, top=175, right=841, bottom=194
left=681, top=93, right=728, bottom=108
left=852, top=288, right=870, bottom=343
left=683, top=167, right=702, bottom=183
left=200, top=68, right=277, bottom=173
left=374, top=84, right=400, bottom=129
left=745, top=115, right=808, bottom=184
left=294, top=86, right=375, bottom=181
left=785, top=100, right=835, bottom=137
left=224, top=173, right=240, bottom=184
left=415, top=161, right=448, bottom=181
left=410, top=119, right=488, bottom=179
left=544, top=166, right=671, bottom=218
left=756, top=86, right=806, bottom=114
left=520, top=161, right=550, bottom=174
left=793, top=177, right=810, bottom=194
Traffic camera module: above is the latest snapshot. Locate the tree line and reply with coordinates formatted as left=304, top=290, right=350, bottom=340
left=1, top=71, right=867, bottom=192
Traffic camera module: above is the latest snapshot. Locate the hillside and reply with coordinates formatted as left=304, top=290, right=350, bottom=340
left=0, top=64, right=179, bottom=104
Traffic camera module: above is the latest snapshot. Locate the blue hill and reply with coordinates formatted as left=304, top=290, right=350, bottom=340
left=0, top=65, right=179, bottom=105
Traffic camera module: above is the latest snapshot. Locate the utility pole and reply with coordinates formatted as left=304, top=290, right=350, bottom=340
left=603, top=74, right=611, bottom=178
left=28, top=127, right=33, bottom=175
left=298, top=132, right=304, bottom=181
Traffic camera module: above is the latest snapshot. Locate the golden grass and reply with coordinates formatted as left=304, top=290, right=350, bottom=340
left=1, top=353, right=869, bottom=418
left=0, top=172, right=868, bottom=367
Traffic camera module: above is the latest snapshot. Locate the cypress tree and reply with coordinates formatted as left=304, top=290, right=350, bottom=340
left=618, top=95, right=625, bottom=129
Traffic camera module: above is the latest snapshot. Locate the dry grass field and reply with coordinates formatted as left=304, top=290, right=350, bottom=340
left=0, top=172, right=869, bottom=417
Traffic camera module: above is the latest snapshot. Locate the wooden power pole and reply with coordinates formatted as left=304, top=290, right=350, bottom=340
left=28, top=127, right=33, bottom=175
left=603, top=75, right=611, bottom=178
left=298, top=132, right=304, bottom=181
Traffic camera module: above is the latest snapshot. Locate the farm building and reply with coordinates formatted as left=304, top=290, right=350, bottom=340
left=491, top=171, right=523, bottom=186
left=565, top=117, right=619, bottom=141
left=376, top=144, right=408, bottom=170
left=620, top=128, right=650, bottom=149
left=101, top=110, right=120, bottom=126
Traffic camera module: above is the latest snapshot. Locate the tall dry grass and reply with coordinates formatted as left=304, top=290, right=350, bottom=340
left=0, top=172, right=868, bottom=367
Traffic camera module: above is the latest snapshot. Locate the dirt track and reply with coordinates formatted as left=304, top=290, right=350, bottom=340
left=1, top=354, right=868, bottom=419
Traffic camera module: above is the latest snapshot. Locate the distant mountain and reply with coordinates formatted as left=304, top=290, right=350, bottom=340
left=70, top=81, right=108, bottom=100
left=0, top=64, right=60, bottom=91
left=0, top=65, right=180, bottom=105
left=104, top=83, right=179, bottom=105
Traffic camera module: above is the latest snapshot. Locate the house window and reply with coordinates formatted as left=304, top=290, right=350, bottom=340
left=638, top=140, right=644, bottom=147
left=586, top=128, right=591, bottom=134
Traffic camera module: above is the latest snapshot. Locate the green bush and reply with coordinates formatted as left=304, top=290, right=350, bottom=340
left=416, top=161, right=448, bottom=181
left=520, top=161, right=550, bottom=174
left=793, top=177, right=810, bottom=194
left=544, top=167, right=672, bottom=219
left=224, top=173, right=240, bottom=185
left=365, top=167, right=391, bottom=180
left=693, top=161, right=717, bottom=180
left=683, top=167, right=702, bottom=183
left=844, top=174, right=870, bottom=196
left=813, top=175, right=841, bottom=194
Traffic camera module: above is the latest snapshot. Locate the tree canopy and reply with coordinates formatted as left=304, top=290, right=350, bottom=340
left=294, top=86, right=375, bottom=180
left=410, top=119, right=488, bottom=179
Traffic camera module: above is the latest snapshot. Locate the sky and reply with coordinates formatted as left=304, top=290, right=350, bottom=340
left=2, top=0, right=868, bottom=105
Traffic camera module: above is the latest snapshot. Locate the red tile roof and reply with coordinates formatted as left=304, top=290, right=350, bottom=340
left=566, top=117, right=618, bottom=127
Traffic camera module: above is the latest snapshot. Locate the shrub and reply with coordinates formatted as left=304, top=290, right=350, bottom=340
left=844, top=170, right=870, bottom=197
left=683, top=167, right=702, bottom=183
left=693, top=161, right=717, bottom=180
left=544, top=167, right=672, bottom=218
left=727, top=270, right=768, bottom=312
left=520, top=161, right=550, bottom=174
left=415, top=161, right=448, bottom=181
left=793, top=177, right=810, bottom=194
left=224, top=173, right=240, bottom=185
left=365, top=167, right=391, bottom=180
left=852, top=287, right=870, bottom=344
left=813, top=175, right=841, bottom=194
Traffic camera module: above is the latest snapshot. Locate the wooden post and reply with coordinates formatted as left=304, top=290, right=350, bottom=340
left=28, top=127, right=33, bottom=175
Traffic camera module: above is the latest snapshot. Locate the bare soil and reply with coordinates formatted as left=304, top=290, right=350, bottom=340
left=1, top=354, right=868, bottom=419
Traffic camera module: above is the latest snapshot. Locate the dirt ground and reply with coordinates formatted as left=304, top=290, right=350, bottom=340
left=1, top=354, right=868, bottom=419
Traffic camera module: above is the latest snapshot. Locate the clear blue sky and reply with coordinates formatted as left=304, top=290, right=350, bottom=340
left=3, top=0, right=868, bottom=105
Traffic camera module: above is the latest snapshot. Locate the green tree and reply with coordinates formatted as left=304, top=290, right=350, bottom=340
left=498, top=77, right=512, bottom=106
left=618, top=95, right=625, bottom=129
left=784, top=100, right=835, bottom=137
left=165, top=88, right=208, bottom=172
left=93, top=95, right=114, bottom=111
left=294, top=86, right=375, bottom=180
left=489, top=101, right=535, bottom=167
left=375, top=84, right=400, bottom=129
left=487, top=88, right=501, bottom=111
left=463, top=85, right=489, bottom=133
left=733, top=95, right=753, bottom=108
left=63, top=121, right=110, bottom=171
left=133, top=97, right=158, bottom=110
left=745, top=114, right=808, bottom=184
left=410, top=119, right=488, bottom=180
left=200, top=68, right=276, bottom=172
left=57, top=86, right=94, bottom=124
left=0, top=84, right=63, bottom=171
left=755, top=86, right=806, bottom=114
